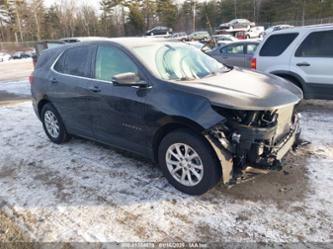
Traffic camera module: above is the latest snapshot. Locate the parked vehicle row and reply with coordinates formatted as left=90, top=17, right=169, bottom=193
left=208, top=24, right=333, bottom=100
left=0, top=50, right=35, bottom=62
left=146, top=21, right=293, bottom=46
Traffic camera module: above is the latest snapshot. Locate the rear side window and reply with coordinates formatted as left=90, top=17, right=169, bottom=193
left=259, top=33, right=298, bottom=56
left=54, top=52, right=66, bottom=72
left=295, top=30, right=333, bottom=58
left=221, top=44, right=244, bottom=55
left=54, top=46, right=93, bottom=77
left=246, top=43, right=258, bottom=55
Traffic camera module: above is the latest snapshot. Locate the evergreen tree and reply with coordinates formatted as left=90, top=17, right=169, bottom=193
left=156, top=0, right=177, bottom=28
left=128, top=1, right=144, bottom=35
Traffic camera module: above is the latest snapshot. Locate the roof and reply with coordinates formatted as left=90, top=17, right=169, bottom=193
left=222, top=40, right=260, bottom=45
left=63, top=37, right=177, bottom=50
left=273, top=23, right=333, bottom=34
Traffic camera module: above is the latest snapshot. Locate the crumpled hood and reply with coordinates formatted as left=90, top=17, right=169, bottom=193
left=176, top=68, right=303, bottom=111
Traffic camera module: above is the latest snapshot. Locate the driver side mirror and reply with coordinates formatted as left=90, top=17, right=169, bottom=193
left=112, top=72, right=148, bottom=87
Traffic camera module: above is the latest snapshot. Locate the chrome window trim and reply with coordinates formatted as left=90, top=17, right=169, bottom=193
left=50, top=49, right=116, bottom=85
left=50, top=47, right=151, bottom=88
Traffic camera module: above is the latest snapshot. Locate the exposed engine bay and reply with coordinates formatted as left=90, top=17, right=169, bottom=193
left=205, top=104, right=302, bottom=185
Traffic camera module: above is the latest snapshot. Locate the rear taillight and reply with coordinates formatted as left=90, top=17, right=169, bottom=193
left=29, top=74, right=33, bottom=84
left=250, top=57, right=256, bottom=70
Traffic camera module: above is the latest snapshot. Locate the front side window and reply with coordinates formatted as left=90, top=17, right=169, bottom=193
left=295, top=30, right=333, bottom=58
left=133, top=43, right=229, bottom=81
left=54, top=46, right=92, bottom=77
left=259, top=33, right=298, bottom=56
left=95, top=45, right=138, bottom=82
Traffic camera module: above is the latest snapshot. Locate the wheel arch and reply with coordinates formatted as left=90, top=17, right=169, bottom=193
left=37, top=98, right=51, bottom=117
left=271, top=70, right=306, bottom=93
left=152, top=118, right=208, bottom=163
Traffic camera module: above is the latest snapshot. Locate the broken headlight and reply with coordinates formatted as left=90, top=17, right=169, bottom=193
left=212, top=106, right=278, bottom=128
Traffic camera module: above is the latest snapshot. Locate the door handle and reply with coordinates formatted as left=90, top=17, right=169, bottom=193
left=296, top=62, right=311, bottom=67
left=51, top=78, right=58, bottom=84
left=88, top=86, right=101, bottom=93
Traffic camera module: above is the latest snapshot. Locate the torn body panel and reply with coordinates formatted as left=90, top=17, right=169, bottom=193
left=204, top=104, right=301, bottom=185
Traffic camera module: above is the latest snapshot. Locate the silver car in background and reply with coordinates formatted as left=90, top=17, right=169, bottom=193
left=207, top=41, right=259, bottom=68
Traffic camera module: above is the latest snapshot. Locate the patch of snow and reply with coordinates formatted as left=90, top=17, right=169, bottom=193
left=0, top=58, right=32, bottom=65
left=0, top=80, right=31, bottom=96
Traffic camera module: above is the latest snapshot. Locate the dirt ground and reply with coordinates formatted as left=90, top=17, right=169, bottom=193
left=0, top=210, right=28, bottom=242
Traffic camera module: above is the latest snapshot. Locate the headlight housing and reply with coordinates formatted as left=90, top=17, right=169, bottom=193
left=212, top=106, right=278, bottom=128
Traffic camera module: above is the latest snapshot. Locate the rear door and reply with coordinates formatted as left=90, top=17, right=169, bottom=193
left=87, top=44, right=149, bottom=155
left=219, top=43, right=245, bottom=67
left=49, top=45, right=95, bottom=138
left=291, top=30, right=333, bottom=99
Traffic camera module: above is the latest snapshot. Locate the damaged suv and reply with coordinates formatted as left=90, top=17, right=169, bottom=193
left=31, top=38, right=302, bottom=195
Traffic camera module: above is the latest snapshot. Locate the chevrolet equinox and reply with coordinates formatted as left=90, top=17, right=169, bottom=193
left=31, top=38, right=302, bottom=195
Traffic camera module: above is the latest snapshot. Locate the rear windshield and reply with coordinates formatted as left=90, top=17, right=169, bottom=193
left=259, top=33, right=298, bottom=56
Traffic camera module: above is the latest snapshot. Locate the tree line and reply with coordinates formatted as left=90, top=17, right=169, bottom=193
left=0, top=0, right=332, bottom=42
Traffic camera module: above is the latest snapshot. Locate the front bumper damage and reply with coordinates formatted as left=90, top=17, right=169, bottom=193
left=204, top=112, right=301, bottom=185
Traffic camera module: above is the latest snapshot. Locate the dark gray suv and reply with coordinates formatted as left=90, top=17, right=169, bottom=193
left=31, top=38, right=302, bottom=195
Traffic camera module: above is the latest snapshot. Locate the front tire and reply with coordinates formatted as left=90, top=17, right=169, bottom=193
left=41, top=103, right=71, bottom=144
left=158, top=129, right=221, bottom=195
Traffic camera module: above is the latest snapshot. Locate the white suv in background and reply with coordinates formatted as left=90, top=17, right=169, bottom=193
left=251, top=24, right=333, bottom=100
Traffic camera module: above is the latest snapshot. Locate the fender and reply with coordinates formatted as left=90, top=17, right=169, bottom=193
left=146, top=82, right=226, bottom=131
left=270, top=70, right=307, bottom=94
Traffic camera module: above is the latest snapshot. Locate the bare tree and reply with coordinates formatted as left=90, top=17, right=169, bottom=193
left=8, top=0, right=24, bottom=42
left=30, top=0, right=43, bottom=40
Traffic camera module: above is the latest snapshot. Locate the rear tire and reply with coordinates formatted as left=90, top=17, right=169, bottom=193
left=41, top=103, right=71, bottom=144
left=158, top=129, right=221, bottom=195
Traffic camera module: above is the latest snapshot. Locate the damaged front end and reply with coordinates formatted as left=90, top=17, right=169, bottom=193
left=205, top=105, right=301, bottom=185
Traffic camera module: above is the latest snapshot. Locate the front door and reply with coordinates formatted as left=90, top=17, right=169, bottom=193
left=88, top=44, right=149, bottom=155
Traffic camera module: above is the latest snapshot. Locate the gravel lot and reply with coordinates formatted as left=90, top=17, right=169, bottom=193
left=0, top=61, right=332, bottom=243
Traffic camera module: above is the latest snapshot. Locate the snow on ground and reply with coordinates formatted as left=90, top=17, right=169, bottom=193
left=0, top=101, right=332, bottom=242
left=0, top=80, right=30, bottom=96
left=0, top=58, right=32, bottom=65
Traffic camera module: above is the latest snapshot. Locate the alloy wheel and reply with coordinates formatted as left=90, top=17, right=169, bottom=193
left=165, top=143, right=204, bottom=186
left=44, top=110, right=60, bottom=138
